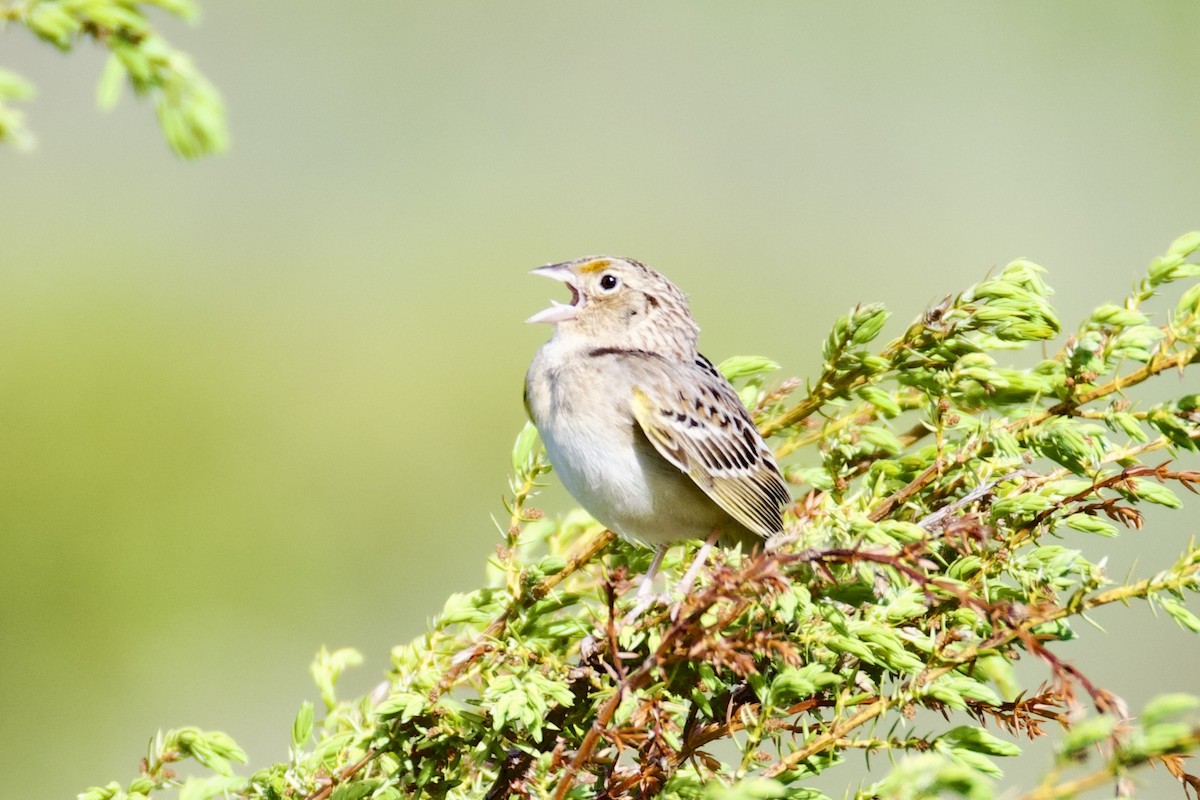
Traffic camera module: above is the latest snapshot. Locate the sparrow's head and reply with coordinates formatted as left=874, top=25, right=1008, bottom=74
left=527, top=256, right=699, bottom=360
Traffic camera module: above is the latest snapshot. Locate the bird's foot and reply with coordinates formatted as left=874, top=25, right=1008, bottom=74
left=622, top=578, right=669, bottom=625
left=665, top=530, right=720, bottom=622
left=674, top=529, right=719, bottom=596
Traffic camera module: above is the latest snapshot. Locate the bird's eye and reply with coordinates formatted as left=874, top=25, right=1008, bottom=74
left=599, top=274, right=620, bottom=292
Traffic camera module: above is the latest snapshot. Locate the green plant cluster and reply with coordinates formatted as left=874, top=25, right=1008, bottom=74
left=78, top=234, right=1200, bottom=800
left=0, top=0, right=226, bottom=157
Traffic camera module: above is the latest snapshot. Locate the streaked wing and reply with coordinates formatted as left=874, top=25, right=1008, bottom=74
left=630, top=356, right=789, bottom=537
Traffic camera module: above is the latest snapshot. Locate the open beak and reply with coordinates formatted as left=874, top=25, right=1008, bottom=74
left=526, top=263, right=581, bottom=324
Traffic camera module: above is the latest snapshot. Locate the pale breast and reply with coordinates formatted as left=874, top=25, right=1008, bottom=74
left=526, top=343, right=750, bottom=547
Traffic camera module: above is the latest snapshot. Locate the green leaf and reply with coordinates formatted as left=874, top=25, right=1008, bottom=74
left=827, top=633, right=877, bottom=664
left=1109, top=324, right=1166, bottom=362
left=0, top=69, right=35, bottom=101
left=991, top=493, right=1052, bottom=519
left=850, top=304, right=890, bottom=345
left=85, top=3, right=149, bottom=33
left=171, top=728, right=247, bottom=777
left=947, top=555, right=983, bottom=580
left=1030, top=419, right=1108, bottom=474
left=925, top=674, right=1003, bottom=709
left=97, top=54, right=127, bottom=110
left=860, top=425, right=905, bottom=455
left=1159, top=597, right=1200, bottom=633
left=1108, top=410, right=1150, bottom=442
left=857, top=385, right=902, bottom=417
left=857, top=625, right=925, bottom=670
left=77, top=783, right=123, bottom=800
left=877, top=520, right=928, bottom=544
left=939, top=726, right=1022, bottom=757
left=792, top=466, right=835, bottom=492
left=376, top=690, right=426, bottom=720
left=26, top=3, right=82, bottom=50
left=1149, top=254, right=1200, bottom=286
left=1141, top=693, right=1200, bottom=727
left=1167, top=231, right=1200, bottom=259
left=1090, top=303, right=1147, bottom=328
left=178, top=776, right=247, bottom=800
left=310, top=646, right=364, bottom=711
left=1126, top=478, right=1183, bottom=509
left=511, top=421, right=541, bottom=476
left=291, top=701, right=314, bottom=750
left=943, top=747, right=1004, bottom=778
left=330, top=782, right=375, bottom=800
left=703, top=777, right=787, bottom=799
left=975, top=654, right=1021, bottom=702
left=717, top=354, right=781, bottom=382
left=1176, top=283, right=1200, bottom=321
left=883, top=587, right=929, bottom=622
left=768, top=664, right=841, bottom=706
left=1059, top=715, right=1117, bottom=757
left=1062, top=513, right=1117, bottom=537
left=866, top=753, right=994, bottom=800
left=1148, top=408, right=1199, bottom=451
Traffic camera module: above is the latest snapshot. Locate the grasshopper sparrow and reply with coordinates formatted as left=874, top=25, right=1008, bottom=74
left=524, top=256, right=789, bottom=596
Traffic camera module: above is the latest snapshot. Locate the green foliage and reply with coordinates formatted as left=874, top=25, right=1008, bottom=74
left=77, top=234, right=1200, bottom=799
left=0, top=65, right=34, bottom=147
left=0, top=0, right=226, bottom=157
left=77, top=728, right=246, bottom=800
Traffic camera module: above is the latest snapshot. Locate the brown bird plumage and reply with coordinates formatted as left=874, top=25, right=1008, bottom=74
left=524, top=256, right=789, bottom=592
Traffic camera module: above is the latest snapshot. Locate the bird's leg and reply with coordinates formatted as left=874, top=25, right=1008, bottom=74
left=623, top=544, right=670, bottom=624
left=639, top=544, right=669, bottom=600
left=674, top=528, right=720, bottom=599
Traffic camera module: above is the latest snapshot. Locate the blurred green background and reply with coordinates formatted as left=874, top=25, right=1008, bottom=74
left=3, top=2, right=1199, bottom=797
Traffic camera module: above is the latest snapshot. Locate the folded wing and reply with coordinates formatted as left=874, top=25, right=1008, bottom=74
left=631, top=357, right=789, bottom=537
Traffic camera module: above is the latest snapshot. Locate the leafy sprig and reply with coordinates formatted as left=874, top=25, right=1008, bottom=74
left=1, top=0, right=226, bottom=157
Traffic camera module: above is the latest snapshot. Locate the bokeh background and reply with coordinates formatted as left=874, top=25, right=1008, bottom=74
left=3, top=2, right=1199, bottom=797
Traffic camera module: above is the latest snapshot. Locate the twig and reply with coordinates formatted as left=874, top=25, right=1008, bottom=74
left=552, top=555, right=778, bottom=799
left=917, top=469, right=1034, bottom=531
left=762, top=700, right=890, bottom=778
left=1019, top=346, right=1200, bottom=433
left=302, top=749, right=377, bottom=800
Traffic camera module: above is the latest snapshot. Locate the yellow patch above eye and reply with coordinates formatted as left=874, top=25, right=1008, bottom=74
left=577, top=258, right=612, bottom=274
